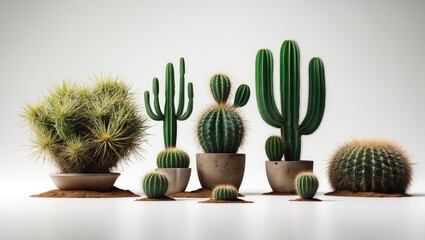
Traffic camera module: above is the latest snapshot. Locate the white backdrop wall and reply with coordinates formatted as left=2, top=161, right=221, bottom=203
left=1, top=0, right=424, bottom=194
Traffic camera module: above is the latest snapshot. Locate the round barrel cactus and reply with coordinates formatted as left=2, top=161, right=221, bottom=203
left=212, top=185, right=238, bottom=200
left=265, top=136, right=284, bottom=161
left=157, top=148, right=190, bottom=168
left=328, top=139, right=412, bottom=193
left=295, top=172, right=319, bottom=199
left=143, top=171, right=168, bottom=198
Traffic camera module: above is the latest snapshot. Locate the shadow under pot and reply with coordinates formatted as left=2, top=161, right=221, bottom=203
left=155, top=168, right=191, bottom=195
left=49, top=173, right=120, bottom=192
left=265, top=160, right=313, bottom=193
left=196, top=153, right=245, bottom=190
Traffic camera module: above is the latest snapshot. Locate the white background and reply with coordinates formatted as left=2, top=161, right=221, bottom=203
left=1, top=1, right=425, bottom=239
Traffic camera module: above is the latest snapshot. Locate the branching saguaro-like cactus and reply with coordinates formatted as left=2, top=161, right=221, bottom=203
left=329, top=139, right=412, bottom=193
left=212, top=185, right=238, bottom=200
left=256, top=40, right=326, bottom=161
left=143, top=171, right=168, bottom=199
left=197, top=74, right=250, bottom=153
left=144, top=57, right=193, bottom=168
left=295, top=172, right=319, bottom=199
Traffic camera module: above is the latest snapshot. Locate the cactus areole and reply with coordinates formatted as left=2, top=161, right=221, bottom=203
left=256, top=40, right=326, bottom=161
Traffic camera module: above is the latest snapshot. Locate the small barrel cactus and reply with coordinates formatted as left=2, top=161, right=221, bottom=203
left=197, top=74, right=250, bottom=153
left=295, top=172, right=319, bottom=199
left=328, top=139, right=413, bottom=193
left=265, top=136, right=284, bottom=161
left=143, top=171, right=169, bottom=198
left=212, top=185, right=238, bottom=200
left=157, top=148, right=190, bottom=168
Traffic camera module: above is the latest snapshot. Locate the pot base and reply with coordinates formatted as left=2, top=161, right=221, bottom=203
left=155, top=168, right=191, bottom=195
left=265, top=161, right=313, bottom=193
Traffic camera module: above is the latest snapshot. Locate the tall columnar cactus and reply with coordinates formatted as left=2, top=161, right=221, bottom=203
left=144, top=57, right=193, bottom=168
left=295, top=172, right=319, bottom=199
left=212, top=185, right=238, bottom=200
left=329, top=140, right=412, bottom=193
left=197, top=74, right=250, bottom=153
left=143, top=171, right=169, bottom=199
left=256, top=40, right=326, bottom=161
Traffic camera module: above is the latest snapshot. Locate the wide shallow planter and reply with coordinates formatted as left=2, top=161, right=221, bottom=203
left=196, top=153, right=245, bottom=190
left=49, top=173, right=120, bottom=192
left=155, top=168, right=191, bottom=195
left=265, top=160, right=313, bottom=193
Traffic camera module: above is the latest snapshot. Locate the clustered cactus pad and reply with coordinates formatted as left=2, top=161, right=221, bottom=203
left=157, top=148, right=190, bottom=168
left=212, top=185, right=238, bottom=200
left=197, top=74, right=250, bottom=153
left=22, top=77, right=148, bottom=173
left=295, top=172, right=319, bottom=199
left=329, top=140, right=412, bottom=193
left=143, top=171, right=168, bottom=199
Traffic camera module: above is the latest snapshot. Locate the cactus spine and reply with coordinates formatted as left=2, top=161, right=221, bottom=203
left=265, top=136, right=284, bottom=161
left=212, top=185, right=238, bottom=200
left=143, top=171, right=168, bottom=199
left=256, top=40, right=325, bottom=161
left=329, top=140, right=412, bottom=193
left=144, top=57, right=193, bottom=168
left=197, top=74, right=250, bottom=153
left=295, top=172, right=319, bottom=199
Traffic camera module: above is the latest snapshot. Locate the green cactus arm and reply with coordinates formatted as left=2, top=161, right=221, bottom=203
left=299, top=58, right=326, bottom=135
left=233, top=84, right=250, bottom=108
left=164, top=63, right=177, bottom=148
left=144, top=91, right=163, bottom=121
left=255, top=49, right=283, bottom=128
left=177, top=82, right=194, bottom=120
left=152, top=78, right=164, bottom=119
left=176, top=57, right=186, bottom=117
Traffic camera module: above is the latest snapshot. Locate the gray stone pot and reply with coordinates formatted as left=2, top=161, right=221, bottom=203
left=265, top=160, right=313, bottom=193
left=155, top=168, right=191, bottom=195
left=196, top=153, right=245, bottom=190
left=49, top=173, right=120, bottom=192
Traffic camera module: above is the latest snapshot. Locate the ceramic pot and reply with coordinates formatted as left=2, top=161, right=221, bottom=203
left=155, top=168, right=191, bottom=195
left=265, top=160, right=313, bottom=193
left=49, top=173, right=120, bottom=192
left=196, top=153, right=245, bottom=190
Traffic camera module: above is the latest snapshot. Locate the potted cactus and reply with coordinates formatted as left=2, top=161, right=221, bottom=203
left=144, top=57, right=194, bottom=195
left=255, top=40, right=326, bottom=193
left=196, top=74, right=250, bottom=190
left=22, top=77, right=148, bottom=191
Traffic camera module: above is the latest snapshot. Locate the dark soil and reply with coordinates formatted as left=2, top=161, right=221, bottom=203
left=30, top=187, right=139, bottom=198
left=290, top=198, right=322, bottom=202
left=135, top=196, right=176, bottom=201
left=325, top=190, right=411, bottom=198
left=262, top=191, right=296, bottom=196
left=199, top=198, right=253, bottom=204
left=170, top=188, right=245, bottom=198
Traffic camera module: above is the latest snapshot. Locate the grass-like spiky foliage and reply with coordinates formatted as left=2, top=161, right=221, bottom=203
left=143, top=171, right=168, bottom=198
left=22, top=76, right=148, bottom=173
left=212, top=184, right=238, bottom=200
left=295, top=172, right=319, bottom=199
left=328, top=139, right=413, bottom=193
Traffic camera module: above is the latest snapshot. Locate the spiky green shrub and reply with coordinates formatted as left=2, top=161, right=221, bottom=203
left=329, top=140, right=413, bottom=193
left=295, top=172, right=319, bottom=199
left=212, top=185, right=238, bottom=200
left=265, top=136, right=284, bottom=161
left=256, top=40, right=325, bottom=161
left=22, top=77, right=148, bottom=173
left=197, top=74, right=250, bottom=153
left=143, top=171, right=168, bottom=198
left=144, top=57, right=193, bottom=168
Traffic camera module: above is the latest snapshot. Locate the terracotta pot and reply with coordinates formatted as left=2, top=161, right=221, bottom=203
left=49, top=173, right=120, bottom=192
left=265, top=160, right=313, bottom=193
left=155, top=168, right=191, bottom=195
left=196, top=153, right=245, bottom=190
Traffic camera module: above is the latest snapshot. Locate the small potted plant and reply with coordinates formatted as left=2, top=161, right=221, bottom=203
left=255, top=39, right=326, bottom=193
left=144, top=57, right=194, bottom=195
left=196, top=74, right=250, bottom=190
left=22, top=77, right=148, bottom=191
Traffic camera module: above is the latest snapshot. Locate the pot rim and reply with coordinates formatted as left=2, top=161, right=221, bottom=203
left=49, top=173, right=120, bottom=177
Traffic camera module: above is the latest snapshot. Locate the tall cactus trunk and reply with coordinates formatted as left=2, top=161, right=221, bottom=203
left=164, top=63, right=177, bottom=148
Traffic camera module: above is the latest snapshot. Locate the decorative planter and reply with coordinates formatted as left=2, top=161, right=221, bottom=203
left=155, top=168, right=191, bottom=195
left=49, top=173, right=120, bottom=192
left=196, top=153, right=245, bottom=190
left=265, top=160, right=313, bottom=193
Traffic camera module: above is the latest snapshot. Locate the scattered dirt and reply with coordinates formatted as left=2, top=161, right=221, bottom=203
left=199, top=198, right=253, bottom=204
left=135, top=196, right=176, bottom=201
left=170, top=188, right=245, bottom=198
left=30, top=187, right=139, bottom=198
left=290, top=198, right=322, bottom=202
left=325, top=190, right=411, bottom=198
left=262, top=191, right=296, bottom=196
